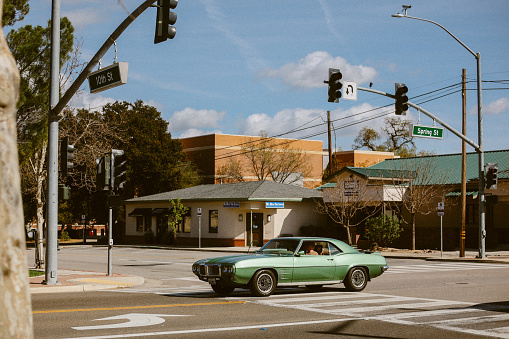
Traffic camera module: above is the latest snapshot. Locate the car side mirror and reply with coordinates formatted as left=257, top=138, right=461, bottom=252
left=296, top=251, right=305, bottom=257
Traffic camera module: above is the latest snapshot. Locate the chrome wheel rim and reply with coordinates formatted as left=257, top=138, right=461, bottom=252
left=257, top=273, right=273, bottom=293
left=351, top=269, right=366, bottom=288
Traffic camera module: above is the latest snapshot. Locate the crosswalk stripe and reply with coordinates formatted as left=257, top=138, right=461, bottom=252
left=385, top=262, right=508, bottom=274
left=239, top=292, right=509, bottom=338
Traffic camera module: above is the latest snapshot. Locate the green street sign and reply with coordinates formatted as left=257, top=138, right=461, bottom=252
left=411, top=124, right=444, bottom=139
left=88, top=62, right=128, bottom=94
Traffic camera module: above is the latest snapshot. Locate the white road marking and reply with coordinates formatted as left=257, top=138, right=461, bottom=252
left=61, top=318, right=360, bottom=339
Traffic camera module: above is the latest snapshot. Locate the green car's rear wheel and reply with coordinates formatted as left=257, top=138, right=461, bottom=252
left=211, top=283, right=235, bottom=295
left=250, top=269, right=276, bottom=297
left=344, top=267, right=368, bottom=292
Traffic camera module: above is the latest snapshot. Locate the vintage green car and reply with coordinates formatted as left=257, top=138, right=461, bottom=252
left=192, top=237, right=388, bottom=297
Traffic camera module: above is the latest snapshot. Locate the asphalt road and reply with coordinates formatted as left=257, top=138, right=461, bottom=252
left=29, top=246, right=509, bottom=339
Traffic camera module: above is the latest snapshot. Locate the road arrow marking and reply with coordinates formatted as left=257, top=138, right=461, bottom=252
left=72, top=313, right=191, bottom=330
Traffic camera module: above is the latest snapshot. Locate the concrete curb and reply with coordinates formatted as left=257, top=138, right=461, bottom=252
left=29, top=274, right=144, bottom=294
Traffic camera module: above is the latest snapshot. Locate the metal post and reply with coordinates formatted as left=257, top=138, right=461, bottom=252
left=476, top=53, right=486, bottom=258
left=198, top=215, right=202, bottom=248
left=440, top=215, right=443, bottom=257
left=107, top=206, right=113, bottom=276
left=44, top=0, right=61, bottom=285
left=391, top=9, right=485, bottom=258
left=250, top=209, right=253, bottom=248
left=327, top=111, right=333, bottom=176
left=460, top=69, right=467, bottom=257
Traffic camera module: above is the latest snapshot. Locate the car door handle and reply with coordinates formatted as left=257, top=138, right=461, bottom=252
left=327, top=258, right=334, bottom=261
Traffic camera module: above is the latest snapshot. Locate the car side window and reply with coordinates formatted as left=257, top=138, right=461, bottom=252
left=328, top=242, right=342, bottom=255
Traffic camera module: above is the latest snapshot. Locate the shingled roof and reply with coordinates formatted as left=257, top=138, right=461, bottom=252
left=125, top=180, right=322, bottom=203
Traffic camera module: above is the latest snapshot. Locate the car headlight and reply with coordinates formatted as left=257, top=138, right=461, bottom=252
left=222, top=265, right=234, bottom=274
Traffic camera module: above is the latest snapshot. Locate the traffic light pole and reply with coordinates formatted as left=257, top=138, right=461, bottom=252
left=357, top=85, right=487, bottom=258
left=108, top=205, right=113, bottom=276
left=50, top=0, right=157, bottom=117
left=45, top=1, right=154, bottom=281
left=45, top=0, right=61, bottom=285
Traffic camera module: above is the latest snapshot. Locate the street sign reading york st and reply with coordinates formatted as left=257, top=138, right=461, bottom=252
left=410, top=124, right=444, bottom=139
left=88, top=62, right=129, bottom=94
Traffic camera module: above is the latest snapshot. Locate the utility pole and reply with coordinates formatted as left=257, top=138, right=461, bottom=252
left=327, top=111, right=333, bottom=176
left=460, top=69, right=467, bottom=257
left=44, top=0, right=61, bottom=285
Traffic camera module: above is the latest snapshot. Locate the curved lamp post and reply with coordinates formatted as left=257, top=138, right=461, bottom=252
left=392, top=6, right=485, bottom=258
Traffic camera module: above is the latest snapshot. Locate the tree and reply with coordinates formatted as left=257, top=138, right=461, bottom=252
left=102, top=100, right=198, bottom=197
left=2, top=0, right=29, bottom=26
left=352, top=117, right=417, bottom=157
left=244, top=132, right=311, bottom=185
left=7, top=17, right=76, bottom=265
left=217, top=158, right=245, bottom=183
left=352, top=127, right=384, bottom=152
left=316, top=177, right=381, bottom=245
left=0, top=0, right=34, bottom=335
left=167, top=199, right=189, bottom=244
left=385, top=158, right=452, bottom=250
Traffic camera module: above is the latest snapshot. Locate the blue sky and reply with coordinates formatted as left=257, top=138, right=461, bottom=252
left=7, top=0, right=509, bottom=155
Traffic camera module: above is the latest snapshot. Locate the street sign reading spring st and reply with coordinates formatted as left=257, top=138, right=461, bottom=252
left=410, top=124, right=444, bottom=139
left=88, top=62, right=129, bottom=94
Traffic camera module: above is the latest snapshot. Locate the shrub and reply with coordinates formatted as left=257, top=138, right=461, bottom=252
left=365, top=215, right=402, bottom=249
left=59, top=230, right=71, bottom=241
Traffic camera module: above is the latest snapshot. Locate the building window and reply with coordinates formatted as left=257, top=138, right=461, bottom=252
left=144, top=215, right=152, bottom=233
left=136, top=216, right=144, bottom=232
left=209, top=210, right=218, bottom=233
left=183, top=215, right=191, bottom=233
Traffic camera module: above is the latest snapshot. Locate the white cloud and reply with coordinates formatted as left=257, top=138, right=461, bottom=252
left=63, top=7, right=104, bottom=31
left=177, top=128, right=223, bottom=139
left=168, top=107, right=227, bottom=133
left=70, top=91, right=116, bottom=111
left=469, top=97, right=509, bottom=115
left=483, top=97, right=509, bottom=115
left=236, top=103, right=386, bottom=143
left=258, top=51, right=378, bottom=90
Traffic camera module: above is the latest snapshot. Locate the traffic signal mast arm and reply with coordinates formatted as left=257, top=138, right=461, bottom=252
left=50, top=0, right=156, bottom=117
left=357, top=86, right=480, bottom=152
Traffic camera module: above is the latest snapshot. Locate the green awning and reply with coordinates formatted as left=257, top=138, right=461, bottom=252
left=128, top=208, right=152, bottom=216
left=445, top=191, right=478, bottom=199
left=152, top=208, right=171, bottom=215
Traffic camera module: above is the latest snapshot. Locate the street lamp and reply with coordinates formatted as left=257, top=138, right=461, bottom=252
left=392, top=5, right=486, bottom=258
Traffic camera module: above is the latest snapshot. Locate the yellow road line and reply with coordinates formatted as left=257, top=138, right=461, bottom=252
left=33, top=301, right=246, bottom=314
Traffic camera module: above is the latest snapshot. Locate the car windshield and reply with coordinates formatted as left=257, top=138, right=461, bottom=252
left=257, top=239, right=300, bottom=255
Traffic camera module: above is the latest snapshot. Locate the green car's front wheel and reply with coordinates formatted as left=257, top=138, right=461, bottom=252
left=344, top=267, right=368, bottom=292
left=211, top=283, right=235, bottom=295
left=250, top=269, right=277, bottom=297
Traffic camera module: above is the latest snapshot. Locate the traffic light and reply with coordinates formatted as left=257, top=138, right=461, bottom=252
left=154, top=0, right=177, bottom=44
left=327, top=68, right=343, bottom=103
left=110, top=149, right=127, bottom=192
left=113, top=151, right=127, bottom=192
left=485, top=163, right=498, bottom=189
left=59, top=184, right=71, bottom=201
left=96, top=156, right=110, bottom=191
left=60, top=137, right=74, bottom=178
left=395, top=83, right=409, bottom=115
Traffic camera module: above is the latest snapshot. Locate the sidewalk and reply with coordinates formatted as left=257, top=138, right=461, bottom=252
left=29, top=245, right=509, bottom=294
left=29, top=269, right=144, bottom=294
